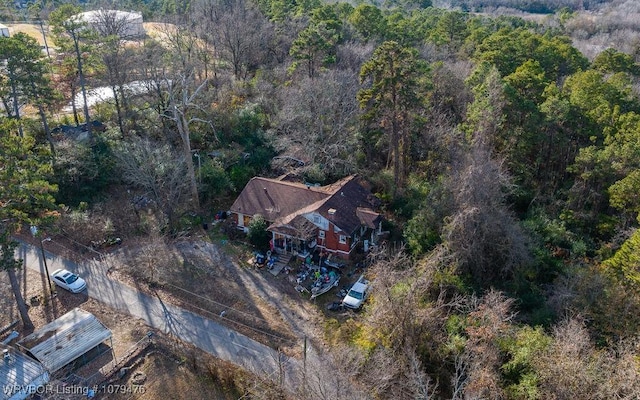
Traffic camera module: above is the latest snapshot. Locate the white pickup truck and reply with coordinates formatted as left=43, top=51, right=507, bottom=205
left=342, top=275, right=370, bottom=309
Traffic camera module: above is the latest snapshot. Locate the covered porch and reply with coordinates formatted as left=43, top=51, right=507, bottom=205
left=269, top=216, right=318, bottom=260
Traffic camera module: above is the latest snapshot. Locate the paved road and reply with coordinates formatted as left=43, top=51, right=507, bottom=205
left=17, top=241, right=299, bottom=389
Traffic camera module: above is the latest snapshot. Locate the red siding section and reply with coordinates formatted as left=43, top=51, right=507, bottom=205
left=318, top=223, right=351, bottom=258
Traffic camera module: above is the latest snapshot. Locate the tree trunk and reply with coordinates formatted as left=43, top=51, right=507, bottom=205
left=112, top=85, right=125, bottom=136
left=73, top=33, right=91, bottom=129
left=7, top=267, right=34, bottom=331
left=37, top=103, right=55, bottom=156
left=9, top=72, right=24, bottom=137
left=71, top=81, right=79, bottom=125
left=176, top=108, right=200, bottom=209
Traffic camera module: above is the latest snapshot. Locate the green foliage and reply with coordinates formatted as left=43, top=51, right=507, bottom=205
left=358, top=41, right=430, bottom=194
left=603, top=228, right=640, bottom=287
left=592, top=48, right=640, bottom=76
left=246, top=214, right=270, bottom=250
left=462, top=62, right=505, bottom=142
left=348, top=4, right=386, bottom=42
left=290, top=19, right=341, bottom=78
left=609, top=170, right=640, bottom=214
left=404, top=178, right=451, bottom=255
left=475, top=28, right=587, bottom=81
left=0, top=230, right=22, bottom=272
left=199, top=158, right=234, bottom=205
left=218, top=105, right=275, bottom=191
left=430, top=11, right=469, bottom=50
left=53, top=133, right=115, bottom=205
left=0, top=33, right=54, bottom=123
left=501, top=325, right=551, bottom=399
left=0, top=119, right=58, bottom=230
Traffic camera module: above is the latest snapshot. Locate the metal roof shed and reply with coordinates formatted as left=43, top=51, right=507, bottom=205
left=0, top=23, right=9, bottom=37
left=17, top=308, right=112, bottom=373
left=1, top=343, right=49, bottom=400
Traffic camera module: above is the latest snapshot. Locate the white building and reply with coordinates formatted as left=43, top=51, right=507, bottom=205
left=72, top=10, right=144, bottom=38
left=0, top=23, right=10, bottom=37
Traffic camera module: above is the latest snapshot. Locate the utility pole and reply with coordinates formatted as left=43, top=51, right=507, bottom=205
left=40, top=237, right=54, bottom=296
left=30, top=225, right=55, bottom=297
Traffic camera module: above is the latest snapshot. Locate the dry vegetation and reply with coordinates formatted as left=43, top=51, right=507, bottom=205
left=0, top=255, right=266, bottom=400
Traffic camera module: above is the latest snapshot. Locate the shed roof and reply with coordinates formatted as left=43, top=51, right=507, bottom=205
left=0, top=343, right=49, bottom=400
left=17, top=308, right=111, bottom=373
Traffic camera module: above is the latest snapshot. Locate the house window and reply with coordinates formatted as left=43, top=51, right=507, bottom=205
left=318, top=230, right=325, bottom=239
left=339, top=235, right=347, bottom=244
left=313, top=214, right=320, bottom=224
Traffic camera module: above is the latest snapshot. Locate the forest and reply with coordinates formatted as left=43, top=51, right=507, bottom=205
left=2, top=0, right=640, bottom=398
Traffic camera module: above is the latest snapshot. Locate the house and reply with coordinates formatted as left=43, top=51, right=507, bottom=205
left=230, top=175, right=383, bottom=259
left=1, top=343, right=49, bottom=400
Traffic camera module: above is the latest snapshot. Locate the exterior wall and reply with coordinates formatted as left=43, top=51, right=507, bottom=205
left=232, top=212, right=251, bottom=233
left=304, top=212, right=329, bottom=231
left=317, top=223, right=352, bottom=258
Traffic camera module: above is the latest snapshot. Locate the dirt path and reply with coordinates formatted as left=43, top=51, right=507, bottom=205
left=204, top=241, right=366, bottom=399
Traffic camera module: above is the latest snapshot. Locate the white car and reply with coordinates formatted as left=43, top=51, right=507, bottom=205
left=342, top=275, right=370, bottom=309
left=51, top=269, right=87, bottom=293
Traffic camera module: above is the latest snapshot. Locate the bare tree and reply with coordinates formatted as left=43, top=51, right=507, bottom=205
left=91, top=9, right=139, bottom=135
left=195, top=0, right=273, bottom=80
left=459, top=290, right=515, bottom=399
left=347, top=248, right=446, bottom=399
left=165, top=74, right=209, bottom=209
left=146, top=23, right=216, bottom=210
left=115, top=137, right=190, bottom=230
left=442, top=142, right=531, bottom=284
left=442, top=67, right=531, bottom=284
left=269, top=69, right=360, bottom=180
left=533, top=317, right=640, bottom=399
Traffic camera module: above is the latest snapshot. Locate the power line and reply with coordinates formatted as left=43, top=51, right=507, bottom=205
left=162, top=281, right=276, bottom=326
left=39, top=235, right=298, bottom=344
left=175, top=296, right=297, bottom=346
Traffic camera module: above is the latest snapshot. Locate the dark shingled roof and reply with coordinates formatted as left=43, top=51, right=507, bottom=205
left=317, top=176, right=381, bottom=235
left=230, top=177, right=330, bottom=222
left=232, top=175, right=382, bottom=234
left=357, top=207, right=383, bottom=229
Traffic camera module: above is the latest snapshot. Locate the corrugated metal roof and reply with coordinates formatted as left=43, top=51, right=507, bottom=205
left=0, top=343, right=49, bottom=400
left=17, top=308, right=112, bottom=373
